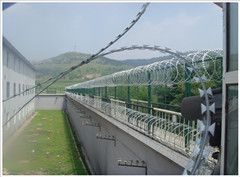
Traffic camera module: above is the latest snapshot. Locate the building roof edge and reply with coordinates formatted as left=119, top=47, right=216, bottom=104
left=3, top=36, right=36, bottom=71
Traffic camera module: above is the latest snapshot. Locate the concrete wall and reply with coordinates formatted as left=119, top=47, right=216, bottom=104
left=65, top=96, right=187, bottom=175
left=35, top=94, right=65, bottom=110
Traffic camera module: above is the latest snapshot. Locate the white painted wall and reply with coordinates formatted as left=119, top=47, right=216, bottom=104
left=2, top=38, right=36, bottom=141
left=66, top=96, right=185, bottom=175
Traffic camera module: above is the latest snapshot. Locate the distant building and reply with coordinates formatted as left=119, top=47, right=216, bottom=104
left=2, top=36, right=36, bottom=141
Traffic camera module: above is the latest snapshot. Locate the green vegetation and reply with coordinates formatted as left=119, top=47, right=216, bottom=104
left=35, top=52, right=222, bottom=111
left=33, top=52, right=172, bottom=93
left=34, top=52, right=131, bottom=93
left=3, top=110, right=87, bottom=175
left=70, top=57, right=222, bottom=112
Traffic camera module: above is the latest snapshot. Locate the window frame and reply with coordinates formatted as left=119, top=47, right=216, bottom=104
left=6, top=50, right=9, bottom=68
left=13, top=82, right=16, bottom=96
left=221, top=3, right=238, bottom=175
left=226, top=3, right=238, bottom=72
left=6, top=82, right=10, bottom=98
left=19, top=83, right=21, bottom=95
left=22, top=84, right=25, bottom=96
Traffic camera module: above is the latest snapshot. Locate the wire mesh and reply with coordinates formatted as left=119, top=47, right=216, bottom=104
left=66, top=49, right=222, bottom=90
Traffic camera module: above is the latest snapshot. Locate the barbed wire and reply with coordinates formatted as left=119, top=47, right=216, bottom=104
left=67, top=96, right=160, bottom=175
left=67, top=92, right=216, bottom=174
left=66, top=46, right=222, bottom=89
left=65, top=45, right=223, bottom=175
left=3, top=3, right=150, bottom=125
left=4, top=44, right=222, bottom=175
left=2, top=3, right=150, bottom=103
left=3, top=3, right=222, bottom=174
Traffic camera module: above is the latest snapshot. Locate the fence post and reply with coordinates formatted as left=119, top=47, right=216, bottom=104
left=184, top=64, right=192, bottom=97
left=83, top=88, right=85, bottom=96
left=184, top=64, right=192, bottom=151
left=147, top=71, right=152, bottom=115
left=147, top=71, right=152, bottom=133
left=114, top=86, right=117, bottom=116
left=127, top=75, right=131, bottom=108
left=137, top=86, right=139, bottom=111
left=93, top=87, right=95, bottom=96
left=98, top=87, right=100, bottom=97
left=105, top=86, right=108, bottom=98
left=127, top=76, right=131, bottom=122
left=114, top=86, right=117, bottom=99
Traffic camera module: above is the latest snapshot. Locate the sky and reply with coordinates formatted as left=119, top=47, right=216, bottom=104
left=3, top=2, right=223, bottom=61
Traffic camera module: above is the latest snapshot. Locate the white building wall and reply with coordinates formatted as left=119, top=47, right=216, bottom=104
left=2, top=38, right=36, bottom=141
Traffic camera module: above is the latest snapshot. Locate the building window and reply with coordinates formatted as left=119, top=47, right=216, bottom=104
left=22, top=84, right=24, bottom=96
left=15, top=57, right=19, bottom=72
left=3, top=47, right=7, bottom=66
left=19, top=84, right=21, bottom=95
left=13, top=56, right=16, bottom=71
left=227, top=3, right=238, bottom=71
left=10, top=53, right=14, bottom=70
left=13, top=83, right=16, bottom=96
left=225, top=85, right=238, bottom=174
left=18, top=59, right=21, bottom=73
left=6, top=82, right=10, bottom=98
left=20, top=61, right=23, bottom=74
left=223, top=3, right=238, bottom=175
left=6, top=50, right=9, bottom=68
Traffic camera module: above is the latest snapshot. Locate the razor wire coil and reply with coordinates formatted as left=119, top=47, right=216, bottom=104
left=66, top=46, right=223, bottom=175
left=66, top=47, right=222, bottom=90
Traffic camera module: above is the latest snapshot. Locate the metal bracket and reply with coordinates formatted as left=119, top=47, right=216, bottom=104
left=74, top=110, right=91, bottom=119
left=118, top=160, right=147, bottom=175
left=80, top=120, right=101, bottom=131
left=86, top=121, right=101, bottom=131
left=96, top=133, right=116, bottom=146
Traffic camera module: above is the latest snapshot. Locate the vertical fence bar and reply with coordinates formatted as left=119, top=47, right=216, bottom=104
left=127, top=78, right=131, bottom=109
left=114, top=86, right=117, bottom=117
left=83, top=88, right=86, bottom=96
left=93, top=87, right=96, bottom=96
left=127, top=76, right=131, bottom=122
left=136, top=86, right=139, bottom=111
left=147, top=71, right=152, bottom=115
left=98, top=87, right=100, bottom=97
left=114, top=86, right=117, bottom=99
left=184, top=64, right=192, bottom=151
left=105, top=86, right=108, bottom=98
left=184, top=64, right=192, bottom=97
left=147, top=71, right=152, bottom=133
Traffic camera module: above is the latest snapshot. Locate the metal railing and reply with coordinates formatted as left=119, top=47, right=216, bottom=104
left=66, top=92, right=203, bottom=157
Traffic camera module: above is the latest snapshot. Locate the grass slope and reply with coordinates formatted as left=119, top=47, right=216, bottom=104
left=33, top=52, right=172, bottom=93
left=34, top=52, right=131, bottom=93
left=3, top=110, right=87, bottom=175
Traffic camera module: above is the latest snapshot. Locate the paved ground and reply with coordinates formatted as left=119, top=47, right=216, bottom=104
left=3, top=110, right=87, bottom=175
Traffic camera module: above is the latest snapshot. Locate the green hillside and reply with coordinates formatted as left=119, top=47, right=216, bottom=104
left=34, top=52, right=131, bottom=93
